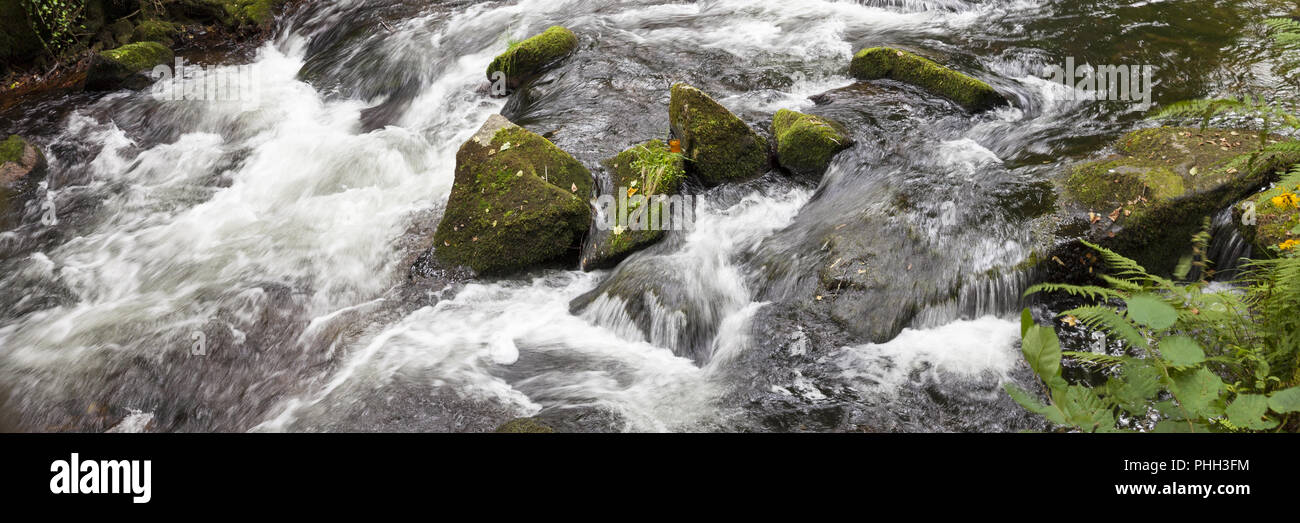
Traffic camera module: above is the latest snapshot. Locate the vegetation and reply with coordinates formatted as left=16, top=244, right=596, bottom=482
left=1009, top=241, right=1300, bottom=432
left=1010, top=16, right=1300, bottom=433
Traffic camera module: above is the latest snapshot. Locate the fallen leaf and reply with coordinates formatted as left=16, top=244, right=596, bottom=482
left=1063, top=315, right=1078, bottom=327
left=571, top=183, right=578, bottom=192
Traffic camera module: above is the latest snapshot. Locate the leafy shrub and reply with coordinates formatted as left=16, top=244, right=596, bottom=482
left=1006, top=241, right=1300, bottom=432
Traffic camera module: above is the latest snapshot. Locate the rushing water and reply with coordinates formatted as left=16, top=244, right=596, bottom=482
left=0, top=0, right=1294, bottom=432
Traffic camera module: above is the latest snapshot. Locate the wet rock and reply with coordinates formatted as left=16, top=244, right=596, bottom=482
left=669, top=82, right=769, bottom=185
left=85, top=41, right=174, bottom=91
left=485, top=26, right=579, bottom=90
left=432, top=114, right=593, bottom=275
left=583, top=139, right=688, bottom=270
left=495, top=417, right=554, bottom=433
left=1051, top=127, right=1300, bottom=276
left=849, top=47, right=1006, bottom=112
left=771, top=109, right=853, bottom=177
left=0, top=134, right=46, bottom=188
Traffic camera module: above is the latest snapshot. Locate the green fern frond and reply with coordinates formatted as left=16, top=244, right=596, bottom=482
left=1065, top=305, right=1150, bottom=349
left=1023, top=282, right=1124, bottom=301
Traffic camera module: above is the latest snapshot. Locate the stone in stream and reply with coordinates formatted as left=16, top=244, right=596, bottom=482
left=495, top=417, right=555, bottom=433
left=485, top=26, right=579, bottom=90
left=432, top=114, right=593, bottom=275
left=0, top=134, right=46, bottom=188
left=1045, top=127, right=1300, bottom=278
left=770, top=109, right=854, bottom=177
left=582, top=139, right=688, bottom=271
left=669, top=82, right=769, bottom=186
left=849, top=47, right=1006, bottom=112
left=84, top=41, right=174, bottom=91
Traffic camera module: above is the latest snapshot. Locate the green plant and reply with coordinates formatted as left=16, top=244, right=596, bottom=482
left=628, top=142, right=685, bottom=196
left=21, top=0, right=84, bottom=58
left=1006, top=240, right=1300, bottom=432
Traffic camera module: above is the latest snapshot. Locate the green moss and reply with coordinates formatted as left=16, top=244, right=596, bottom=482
left=485, top=26, right=579, bottom=87
left=0, top=135, right=25, bottom=165
left=1066, top=158, right=1185, bottom=211
left=584, top=140, right=688, bottom=269
left=495, top=418, right=554, bottom=433
left=1057, top=126, right=1300, bottom=274
left=132, top=20, right=180, bottom=45
left=771, top=109, right=853, bottom=176
left=849, top=47, right=1005, bottom=112
left=668, top=83, right=768, bottom=185
left=433, top=115, right=593, bottom=275
left=102, top=41, right=173, bottom=72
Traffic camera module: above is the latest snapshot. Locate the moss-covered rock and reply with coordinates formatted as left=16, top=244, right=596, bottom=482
left=132, top=19, right=181, bottom=46
left=668, top=83, right=768, bottom=186
left=495, top=417, right=554, bottom=433
left=225, top=0, right=285, bottom=26
left=1054, top=127, right=1300, bottom=274
left=433, top=114, right=593, bottom=275
left=849, top=47, right=1006, bottom=112
left=485, top=26, right=579, bottom=90
left=85, top=41, right=174, bottom=91
left=0, top=134, right=46, bottom=187
left=583, top=140, right=688, bottom=270
left=1236, top=171, right=1300, bottom=257
left=771, top=109, right=853, bottom=177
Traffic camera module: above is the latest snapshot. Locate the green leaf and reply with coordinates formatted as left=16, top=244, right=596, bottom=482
left=1053, top=385, right=1115, bottom=432
left=1020, top=308, right=1034, bottom=338
left=1170, top=368, right=1224, bottom=418
left=1158, top=335, right=1205, bottom=367
left=1021, top=325, right=1062, bottom=380
left=1125, top=294, right=1178, bottom=330
left=1106, top=361, right=1161, bottom=415
left=1268, top=386, right=1300, bottom=414
left=1004, top=383, right=1065, bottom=425
left=1226, top=394, right=1279, bottom=430
left=1173, top=255, right=1193, bottom=280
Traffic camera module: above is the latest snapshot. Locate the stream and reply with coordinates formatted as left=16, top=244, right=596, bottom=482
left=0, top=0, right=1292, bottom=432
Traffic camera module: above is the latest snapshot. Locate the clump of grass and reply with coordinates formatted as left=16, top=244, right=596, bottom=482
left=628, top=142, right=685, bottom=195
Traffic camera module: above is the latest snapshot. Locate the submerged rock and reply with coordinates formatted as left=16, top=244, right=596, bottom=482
left=432, top=114, right=593, bottom=275
left=495, top=417, right=555, bottom=433
left=583, top=140, right=688, bottom=270
left=669, top=83, right=768, bottom=186
left=85, top=41, right=174, bottom=91
left=849, top=47, right=1005, bottom=112
left=1052, top=127, right=1300, bottom=275
left=0, top=134, right=46, bottom=187
left=485, top=26, right=579, bottom=90
left=771, top=109, right=853, bottom=177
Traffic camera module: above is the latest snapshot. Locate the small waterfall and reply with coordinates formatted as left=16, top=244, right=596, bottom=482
left=1206, top=206, right=1253, bottom=281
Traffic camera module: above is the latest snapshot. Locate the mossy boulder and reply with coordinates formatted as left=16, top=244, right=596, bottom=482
left=485, top=26, right=579, bottom=90
left=85, top=41, right=174, bottom=91
left=668, top=83, right=768, bottom=186
left=225, top=0, right=286, bottom=26
left=771, top=109, right=854, bottom=177
left=132, top=19, right=181, bottom=46
left=849, top=47, right=1006, bottom=112
left=1054, top=127, right=1300, bottom=275
left=495, top=418, right=554, bottom=433
left=0, top=135, right=46, bottom=187
left=583, top=140, right=688, bottom=270
left=433, top=114, right=593, bottom=275
left=1236, top=171, right=1300, bottom=257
